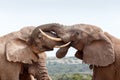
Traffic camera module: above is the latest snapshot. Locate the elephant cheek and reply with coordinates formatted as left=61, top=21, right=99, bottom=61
left=72, top=42, right=84, bottom=50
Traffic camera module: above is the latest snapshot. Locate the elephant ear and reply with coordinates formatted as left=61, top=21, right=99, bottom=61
left=83, top=32, right=115, bottom=66
left=6, top=39, right=38, bottom=64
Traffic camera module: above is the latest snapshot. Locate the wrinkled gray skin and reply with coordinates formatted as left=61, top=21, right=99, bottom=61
left=33, top=23, right=120, bottom=80
left=0, top=26, right=56, bottom=80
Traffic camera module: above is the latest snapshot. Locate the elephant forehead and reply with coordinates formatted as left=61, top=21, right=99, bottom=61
left=73, top=24, right=103, bottom=33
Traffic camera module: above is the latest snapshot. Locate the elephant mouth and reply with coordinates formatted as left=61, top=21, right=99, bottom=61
left=42, top=45, right=54, bottom=51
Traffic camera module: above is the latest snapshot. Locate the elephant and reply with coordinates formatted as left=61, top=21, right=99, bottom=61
left=31, top=23, right=120, bottom=80
left=0, top=26, right=63, bottom=80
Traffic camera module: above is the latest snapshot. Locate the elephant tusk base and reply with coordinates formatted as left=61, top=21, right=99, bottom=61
left=30, top=74, right=35, bottom=80
left=54, top=42, right=71, bottom=48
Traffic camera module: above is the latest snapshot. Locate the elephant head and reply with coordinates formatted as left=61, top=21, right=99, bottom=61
left=4, top=26, right=57, bottom=80
left=36, top=23, right=115, bottom=67
left=5, top=26, right=64, bottom=64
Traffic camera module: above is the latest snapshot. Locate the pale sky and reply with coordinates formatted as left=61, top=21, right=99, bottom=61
left=0, top=0, right=120, bottom=57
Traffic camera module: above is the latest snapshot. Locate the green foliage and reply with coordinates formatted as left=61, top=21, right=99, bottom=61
left=47, top=62, right=92, bottom=74
left=50, top=73, right=92, bottom=80
left=47, top=57, right=92, bottom=80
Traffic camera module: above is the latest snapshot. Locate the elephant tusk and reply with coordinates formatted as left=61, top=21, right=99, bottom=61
left=30, top=74, right=35, bottom=80
left=39, top=29, right=62, bottom=41
left=54, top=42, right=71, bottom=48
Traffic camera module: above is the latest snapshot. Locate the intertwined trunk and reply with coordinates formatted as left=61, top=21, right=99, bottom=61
left=31, top=23, right=64, bottom=40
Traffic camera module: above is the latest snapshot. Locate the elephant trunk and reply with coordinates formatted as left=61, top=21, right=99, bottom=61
left=36, top=67, right=51, bottom=80
left=28, top=61, right=51, bottom=80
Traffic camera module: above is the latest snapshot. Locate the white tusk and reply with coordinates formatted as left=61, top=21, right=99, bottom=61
left=48, top=75, right=52, bottom=80
left=39, top=29, right=62, bottom=41
left=54, top=42, right=71, bottom=48
left=30, top=74, right=35, bottom=80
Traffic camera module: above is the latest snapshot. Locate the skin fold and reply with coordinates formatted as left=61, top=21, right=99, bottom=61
left=32, top=23, right=120, bottom=80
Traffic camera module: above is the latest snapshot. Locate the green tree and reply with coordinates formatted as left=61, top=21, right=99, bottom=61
left=71, top=74, right=82, bottom=80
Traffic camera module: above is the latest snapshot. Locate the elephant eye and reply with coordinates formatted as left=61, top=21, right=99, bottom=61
left=38, top=34, right=42, bottom=39
left=51, top=31, right=57, bottom=35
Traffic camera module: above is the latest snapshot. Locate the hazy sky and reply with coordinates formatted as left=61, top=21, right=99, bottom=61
left=0, top=0, right=120, bottom=57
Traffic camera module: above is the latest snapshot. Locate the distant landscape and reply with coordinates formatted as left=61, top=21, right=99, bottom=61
left=47, top=57, right=93, bottom=80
